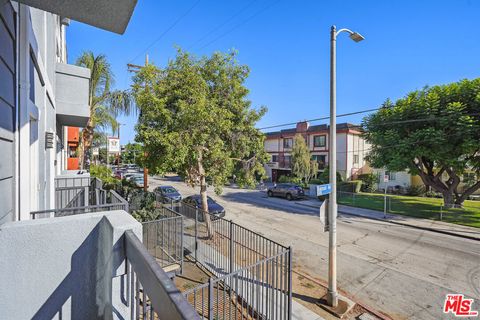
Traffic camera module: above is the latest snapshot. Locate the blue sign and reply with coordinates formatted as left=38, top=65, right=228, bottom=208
left=316, top=184, right=332, bottom=196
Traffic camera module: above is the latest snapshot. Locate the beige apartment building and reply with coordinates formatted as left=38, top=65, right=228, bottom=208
left=264, top=121, right=371, bottom=182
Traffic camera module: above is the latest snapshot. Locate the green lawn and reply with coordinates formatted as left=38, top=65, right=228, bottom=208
left=337, top=192, right=480, bottom=228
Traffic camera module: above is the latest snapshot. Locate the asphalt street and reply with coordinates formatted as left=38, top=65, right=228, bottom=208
left=150, top=176, right=480, bottom=320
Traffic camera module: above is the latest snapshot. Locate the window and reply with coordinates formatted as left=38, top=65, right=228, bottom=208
left=353, top=155, right=359, bottom=164
left=29, top=54, right=36, bottom=103
left=313, top=135, right=326, bottom=148
left=283, top=138, right=293, bottom=148
left=271, top=155, right=278, bottom=162
left=312, top=155, right=326, bottom=165
left=385, top=171, right=396, bottom=181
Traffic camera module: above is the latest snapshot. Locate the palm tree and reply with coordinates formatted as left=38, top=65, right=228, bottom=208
left=75, top=51, right=135, bottom=167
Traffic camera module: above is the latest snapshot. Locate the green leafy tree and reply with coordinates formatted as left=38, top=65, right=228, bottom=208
left=132, top=49, right=268, bottom=236
left=121, top=142, right=144, bottom=166
left=363, top=79, right=480, bottom=206
left=75, top=51, right=134, bottom=167
left=291, top=134, right=318, bottom=184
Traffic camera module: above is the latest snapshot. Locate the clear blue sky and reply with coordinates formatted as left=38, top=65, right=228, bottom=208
left=67, top=0, right=480, bottom=144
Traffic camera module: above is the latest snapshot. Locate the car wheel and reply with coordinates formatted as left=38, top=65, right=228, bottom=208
left=286, top=193, right=293, bottom=201
left=267, top=190, right=273, bottom=197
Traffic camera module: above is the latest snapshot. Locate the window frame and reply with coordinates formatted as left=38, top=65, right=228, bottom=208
left=353, top=154, right=359, bottom=164
left=313, top=135, right=326, bottom=148
left=283, top=138, right=293, bottom=149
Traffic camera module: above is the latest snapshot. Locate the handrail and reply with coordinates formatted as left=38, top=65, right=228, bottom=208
left=124, top=230, right=200, bottom=320
left=110, top=189, right=129, bottom=212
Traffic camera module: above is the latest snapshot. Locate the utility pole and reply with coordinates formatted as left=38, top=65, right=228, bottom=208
left=127, top=55, right=149, bottom=192
left=328, top=25, right=364, bottom=308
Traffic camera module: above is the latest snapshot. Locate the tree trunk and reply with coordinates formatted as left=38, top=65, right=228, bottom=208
left=442, top=192, right=455, bottom=208
left=454, top=180, right=480, bottom=206
left=80, top=119, right=94, bottom=170
left=198, top=151, right=213, bottom=239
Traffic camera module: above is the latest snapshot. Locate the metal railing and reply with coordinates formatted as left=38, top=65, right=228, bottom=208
left=142, top=207, right=183, bottom=273
left=30, top=198, right=129, bottom=219
left=31, top=177, right=129, bottom=219
left=165, top=203, right=293, bottom=320
left=125, top=230, right=200, bottom=320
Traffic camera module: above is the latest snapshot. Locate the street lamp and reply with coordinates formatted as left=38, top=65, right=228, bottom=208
left=327, top=25, right=364, bottom=308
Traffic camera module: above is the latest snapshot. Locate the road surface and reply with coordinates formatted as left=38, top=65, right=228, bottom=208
left=150, top=176, right=480, bottom=320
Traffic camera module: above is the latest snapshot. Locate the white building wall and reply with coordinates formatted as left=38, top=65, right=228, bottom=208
left=336, top=133, right=347, bottom=179
left=264, top=139, right=279, bottom=152
left=14, top=4, right=66, bottom=220
left=373, top=168, right=412, bottom=190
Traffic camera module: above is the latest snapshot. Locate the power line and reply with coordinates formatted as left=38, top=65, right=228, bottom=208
left=260, top=108, right=480, bottom=131
left=334, top=130, right=476, bottom=155
left=129, top=0, right=202, bottom=63
left=198, top=0, right=281, bottom=51
left=187, top=0, right=258, bottom=51
left=259, top=107, right=382, bottom=130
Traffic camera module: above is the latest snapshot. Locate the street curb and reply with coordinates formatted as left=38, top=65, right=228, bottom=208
left=294, top=201, right=480, bottom=242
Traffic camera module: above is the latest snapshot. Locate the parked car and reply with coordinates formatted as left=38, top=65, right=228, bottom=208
left=154, top=186, right=182, bottom=203
left=267, top=183, right=305, bottom=200
left=131, top=176, right=145, bottom=188
left=182, top=195, right=226, bottom=221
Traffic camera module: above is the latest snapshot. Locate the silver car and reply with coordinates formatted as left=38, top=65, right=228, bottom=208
left=267, top=183, right=305, bottom=200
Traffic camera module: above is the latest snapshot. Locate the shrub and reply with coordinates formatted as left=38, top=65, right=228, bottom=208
left=317, top=166, right=342, bottom=184
left=338, top=180, right=362, bottom=193
left=406, top=185, right=425, bottom=196
left=129, top=190, right=156, bottom=212
left=131, top=208, right=162, bottom=222
left=89, top=164, right=116, bottom=187
left=358, top=173, right=377, bottom=192
left=309, top=178, right=327, bottom=185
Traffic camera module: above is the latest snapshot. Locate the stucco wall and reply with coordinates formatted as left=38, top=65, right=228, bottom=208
left=0, top=211, right=141, bottom=320
left=374, top=169, right=412, bottom=190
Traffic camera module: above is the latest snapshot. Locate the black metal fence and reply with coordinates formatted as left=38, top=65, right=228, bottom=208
left=31, top=177, right=129, bottom=219
left=142, top=207, right=184, bottom=273
left=164, top=203, right=293, bottom=320
left=125, top=230, right=200, bottom=320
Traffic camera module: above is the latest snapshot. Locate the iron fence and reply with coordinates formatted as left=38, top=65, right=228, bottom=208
left=30, top=197, right=129, bottom=219
left=142, top=207, right=184, bottom=273
left=124, top=230, right=200, bottom=320
left=163, top=203, right=293, bottom=320
left=54, top=177, right=107, bottom=209
left=184, top=248, right=292, bottom=320
left=31, top=176, right=129, bottom=219
left=337, top=190, right=479, bottom=224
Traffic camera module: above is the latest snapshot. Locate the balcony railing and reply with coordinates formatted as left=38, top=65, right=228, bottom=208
left=125, top=230, right=200, bottom=319
left=31, top=176, right=129, bottom=219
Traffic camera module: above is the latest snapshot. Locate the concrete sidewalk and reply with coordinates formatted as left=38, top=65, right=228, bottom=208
left=295, top=199, right=480, bottom=241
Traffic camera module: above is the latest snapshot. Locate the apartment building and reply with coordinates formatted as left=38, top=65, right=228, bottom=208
left=0, top=0, right=141, bottom=223
left=264, top=121, right=370, bottom=181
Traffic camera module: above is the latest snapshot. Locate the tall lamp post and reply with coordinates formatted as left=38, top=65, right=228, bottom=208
left=328, top=25, right=364, bottom=308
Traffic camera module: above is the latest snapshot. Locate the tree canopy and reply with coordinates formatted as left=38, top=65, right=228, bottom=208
left=75, top=51, right=134, bottom=167
left=291, top=134, right=318, bottom=184
left=132, top=49, right=268, bottom=233
left=363, top=78, right=480, bottom=206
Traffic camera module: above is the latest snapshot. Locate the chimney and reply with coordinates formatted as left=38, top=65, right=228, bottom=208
left=296, top=121, right=309, bottom=133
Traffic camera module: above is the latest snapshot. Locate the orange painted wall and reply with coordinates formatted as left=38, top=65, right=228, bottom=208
left=67, top=127, right=79, bottom=143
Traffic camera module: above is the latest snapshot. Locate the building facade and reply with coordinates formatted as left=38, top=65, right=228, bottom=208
left=0, top=0, right=136, bottom=224
left=264, top=121, right=371, bottom=182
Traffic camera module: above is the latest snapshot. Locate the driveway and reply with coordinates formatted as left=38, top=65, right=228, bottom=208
left=150, top=176, right=480, bottom=320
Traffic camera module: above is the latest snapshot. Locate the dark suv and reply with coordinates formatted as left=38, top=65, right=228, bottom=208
left=267, top=183, right=305, bottom=200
